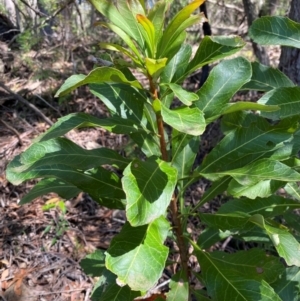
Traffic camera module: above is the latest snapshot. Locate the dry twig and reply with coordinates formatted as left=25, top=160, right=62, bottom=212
left=0, top=82, right=54, bottom=126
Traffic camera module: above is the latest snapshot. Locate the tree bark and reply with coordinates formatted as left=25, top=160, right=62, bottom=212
left=242, top=0, right=270, bottom=65
left=279, top=0, right=300, bottom=85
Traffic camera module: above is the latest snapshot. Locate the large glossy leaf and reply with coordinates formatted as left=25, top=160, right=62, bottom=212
left=145, top=57, right=167, bottom=78
left=116, top=1, right=147, bottom=50
left=7, top=138, right=129, bottom=174
left=165, top=83, right=198, bottom=106
left=90, top=0, right=145, bottom=50
left=148, top=0, right=169, bottom=46
left=179, top=35, right=245, bottom=82
left=161, top=104, right=205, bottom=136
left=195, top=57, right=251, bottom=122
left=90, top=268, right=140, bottom=301
left=136, top=14, right=155, bottom=57
left=95, top=22, right=142, bottom=61
left=222, top=102, right=279, bottom=116
left=7, top=156, right=125, bottom=208
left=200, top=211, right=251, bottom=232
left=129, top=102, right=161, bottom=157
left=227, top=179, right=284, bottom=199
left=80, top=249, right=106, bottom=277
left=194, top=247, right=283, bottom=301
left=98, top=42, right=140, bottom=64
left=171, top=131, right=200, bottom=179
left=106, top=216, right=169, bottom=291
left=217, top=196, right=300, bottom=219
left=157, top=0, right=204, bottom=58
left=34, top=113, right=146, bottom=143
left=89, top=83, right=146, bottom=123
left=272, top=267, right=300, bottom=301
left=160, top=44, right=192, bottom=84
left=283, top=211, right=300, bottom=234
left=20, top=178, right=81, bottom=205
left=122, top=157, right=177, bottom=226
left=249, top=16, right=300, bottom=48
left=199, top=112, right=298, bottom=177
left=251, top=214, right=300, bottom=266
left=242, top=62, right=295, bottom=92
left=202, top=159, right=300, bottom=184
left=55, top=67, right=142, bottom=97
left=166, top=271, right=189, bottom=301
left=284, top=182, right=300, bottom=201
left=258, top=87, right=300, bottom=120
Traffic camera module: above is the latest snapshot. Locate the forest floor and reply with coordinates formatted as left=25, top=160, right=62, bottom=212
left=0, top=39, right=281, bottom=301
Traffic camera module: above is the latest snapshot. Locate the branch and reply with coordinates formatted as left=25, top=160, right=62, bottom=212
left=0, top=82, right=53, bottom=126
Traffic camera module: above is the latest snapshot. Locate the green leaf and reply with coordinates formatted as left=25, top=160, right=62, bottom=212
left=148, top=0, right=169, bottom=46
left=197, top=228, right=233, bottom=249
left=195, top=57, right=252, bottom=122
left=181, top=35, right=245, bottom=81
left=20, top=178, right=81, bottom=205
left=193, top=177, right=231, bottom=208
left=249, top=16, right=300, bottom=48
left=122, top=157, right=177, bottom=226
left=90, top=268, right=140, bottom=301
left=106, top=216, right=169, bottom=291
left=199, top=112, right=298, bottom=177
left=217, top=195, right=300, bottom=219
left=55, top=67, right=142, bottom=97
left=7, top=157, right=125, bottom=208
left=130, top=132, right=161, bottom=157
left=145, top=57, right=167, bottom=78
left=163, top=31, right=187, bottom=63
left=161, top=44, right=192, bottom=84
left=89, top=83, right=146, bottom=123
left=95, top=22, right=142, bottom=61
left=272, top=267, right=300, bottom=301
left=250, top=214, right=300, bottom=266
left=222, top=102, right=279, bottom=116
left=228, top=179, right=284, bottom=199
left=116, top=1, right=146, bottom=49
left=194, top=247, right=283, bottom=301
left=166, top=271, right=189, bottom=301
left=165, top=83, right=198, bottom=106
left=285, top=182, right=300, bottom=201
left=34, top=113, right=146, bottom=142
left=242, top=62, right=295, bottom=92
left=8, top=138, right=129, bottom=173
left=99, top=42, right=141, bottom=65
left=200, top=211, right=251, bottom=232
left=258, top=87, right=300, bottom=120
left=161, top=104, right=205, bottom=136
left=137, top=14, right=156, bottom=57
left=203, top=159, right=300, bottom=185
left=283, top=211, right=300, bottom=234
left=192, top=290, right=212, bottom=301
left=129, top=103, right=161, bottom=157
left=171, top=131, right=200, bottom=179
left=157, top=0, right=204, bottom=58
left=90, top=0, right=145, bottom=50
left=80, top=249, right=106, bottom=277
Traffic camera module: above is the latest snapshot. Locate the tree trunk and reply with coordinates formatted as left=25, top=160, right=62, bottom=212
left=279, top=0, right=300, bottom=85
left=242, top=0, right=270, bottom=65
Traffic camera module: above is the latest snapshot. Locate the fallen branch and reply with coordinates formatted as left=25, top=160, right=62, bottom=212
left=0, top=82, right=54, bottom=126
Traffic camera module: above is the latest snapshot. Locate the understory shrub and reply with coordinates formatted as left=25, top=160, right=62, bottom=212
left=6, top=0, right=300, bottom=300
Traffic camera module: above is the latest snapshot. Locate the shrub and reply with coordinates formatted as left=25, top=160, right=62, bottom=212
left=6, top=1, right=300, bottom=300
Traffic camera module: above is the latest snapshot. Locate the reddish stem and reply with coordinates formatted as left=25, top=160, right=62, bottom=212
left=148, top=74, right=190, bottom=283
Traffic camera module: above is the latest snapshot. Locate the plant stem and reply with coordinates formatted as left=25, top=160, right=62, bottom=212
left=148, top=75, right=190, bottom=287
